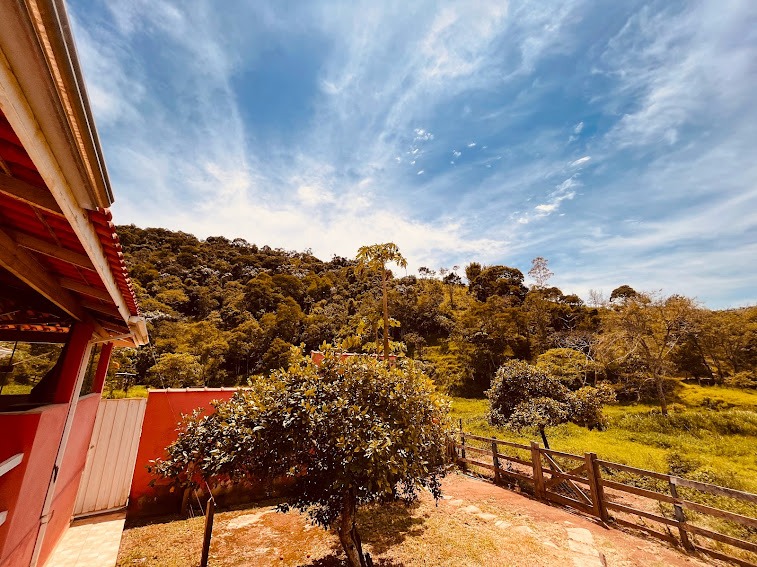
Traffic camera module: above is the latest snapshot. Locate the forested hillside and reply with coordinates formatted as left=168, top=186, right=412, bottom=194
left=113, top=225, right=757, bottom=404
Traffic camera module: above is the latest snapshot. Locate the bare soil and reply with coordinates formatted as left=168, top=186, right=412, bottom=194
left=117, top=472, right=723, bottom=566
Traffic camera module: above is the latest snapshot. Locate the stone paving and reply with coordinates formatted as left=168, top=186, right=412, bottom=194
left=46, top=511, right=125, bottom=567
left=442, top=493, right=607, bottom=566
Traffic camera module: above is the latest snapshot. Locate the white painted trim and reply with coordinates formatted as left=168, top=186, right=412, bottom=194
left=0, top=453, right=23, bottom=477
left=0, top=510, right=7, bottom=526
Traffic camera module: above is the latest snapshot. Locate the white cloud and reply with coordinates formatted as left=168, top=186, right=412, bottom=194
left=600, top=4, right=756, bottom=150
left=297, top=185, right=335, bottom=206
left=71, top=1, right=757, bottom=308
left=569, top=156, right=591, bottom=167
left=535, top=203, right=557, bottom=213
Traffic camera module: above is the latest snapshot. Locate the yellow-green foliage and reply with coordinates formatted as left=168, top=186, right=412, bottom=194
left=677, top=383, right=757, bottom=409
left=451, top=382, right=757, bottom=494
left=103, top=385, right=149, bottom=399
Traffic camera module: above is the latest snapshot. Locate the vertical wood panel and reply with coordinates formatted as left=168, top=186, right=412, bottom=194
left=94, top=400, right=130, bottom=511
left=73, top=400, right=106, bottom=513
left=73, top=398, right=147, bottom=516
left=118, top=400, right=147, bottom=507
left=84, top=399, right=117, bottom=514
left=106, top=400, right=140, bottom=509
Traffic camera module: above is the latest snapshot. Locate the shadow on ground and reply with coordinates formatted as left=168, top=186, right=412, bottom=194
left=360, top=500, right=426, bottom=555
left=296, top=501, right=424, bottom=567
left=299, top=555, right=406, bottom=567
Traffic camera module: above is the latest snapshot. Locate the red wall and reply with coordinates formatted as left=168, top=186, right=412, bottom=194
left=0, top=324, right=108, bottom=567
left=36, top=394, right=101, bottom=565
left=128, top=389, right=236, bottom=517
left=0, top=405, right=67, bottom=567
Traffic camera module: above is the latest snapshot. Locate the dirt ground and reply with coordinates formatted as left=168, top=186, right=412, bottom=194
left=118, top=472, right=725, bottom=567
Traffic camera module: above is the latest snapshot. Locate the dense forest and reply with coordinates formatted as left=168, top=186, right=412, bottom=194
left=109, top=225, right=756, bottom=409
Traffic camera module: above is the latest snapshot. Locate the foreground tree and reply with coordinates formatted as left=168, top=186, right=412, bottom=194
left=356, top=243, right=408, bottom=362
left=486, top=360, right=614, bottom=447
left=152, top=349, right=450, bottom=567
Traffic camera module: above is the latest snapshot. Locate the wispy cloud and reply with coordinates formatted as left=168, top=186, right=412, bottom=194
left=69, top=0, right=757, bottom=307
left=569, top=156, right=591, bottom=168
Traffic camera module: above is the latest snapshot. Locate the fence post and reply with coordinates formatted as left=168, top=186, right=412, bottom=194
left=531, top=441, right=545, bottom=500
left=200, top=497, right=216, bottom=567
left=585, top=452, right=608, bottom=522
left=459, top=420, right=466, bottom=472
left=491, top=440, right=501, bottom=484
left=669, top=478, right=694, bottom=552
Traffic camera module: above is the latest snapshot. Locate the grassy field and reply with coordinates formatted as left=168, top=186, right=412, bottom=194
left=450, top=382, right=757, bottom=494
left=103, top=385, right=149, bottom=398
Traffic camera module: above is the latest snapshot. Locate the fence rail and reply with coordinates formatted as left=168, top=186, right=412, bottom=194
left=452, top=430, right=757, bottom=567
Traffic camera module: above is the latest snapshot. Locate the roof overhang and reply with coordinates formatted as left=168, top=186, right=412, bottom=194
left=0, top=0, right=147, bottom=346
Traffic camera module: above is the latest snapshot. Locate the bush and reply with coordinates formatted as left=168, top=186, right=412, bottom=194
left=725, top=371, right=757, bottom=389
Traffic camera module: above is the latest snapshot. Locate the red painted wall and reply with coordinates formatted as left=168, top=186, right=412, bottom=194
left=36, top=394, right=101, bottom=566
left=128, top=389, right=236, bottom=517
left=0, top=405, right=67, bottom=567
left=0, top=325, right=109, bottom=567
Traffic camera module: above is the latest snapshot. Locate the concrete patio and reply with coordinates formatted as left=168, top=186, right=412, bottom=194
left=46, top=512, right=126, bottom=567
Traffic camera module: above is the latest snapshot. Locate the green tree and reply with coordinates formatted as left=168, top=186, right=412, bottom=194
left=441, top=268, right=463, bottom=309
left=486, top=360, right=613, bottom=447
left=468, top=265, right=528, bottom=304
left=610, top=284, right=638, bottom=303
left=356, top=243, right=407, bottom=362
left=152, top=349, right=450, bottom=567
left=537, top=348, right=599, bottom=389
left=600, top=293, right=696, bottom=414
left=148, top=352, right=203, bottom=387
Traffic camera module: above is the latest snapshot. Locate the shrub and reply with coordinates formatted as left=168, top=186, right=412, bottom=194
left=725, top=371, right=757, bottom=389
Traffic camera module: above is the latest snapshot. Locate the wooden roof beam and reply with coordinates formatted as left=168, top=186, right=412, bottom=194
left=0, top=227, right=85, bottom=320
left=80, top=299, right=121, bottom=320
left=0, top=46, right=134, bottom=327
left=59, top=277, right=111, bottom=301
left=0, top=172, right=63, bottom=216
left=9, top=229, right=95, bottom=270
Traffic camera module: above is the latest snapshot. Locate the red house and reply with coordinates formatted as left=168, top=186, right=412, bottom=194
left=0, top=2, right=147, bottom=566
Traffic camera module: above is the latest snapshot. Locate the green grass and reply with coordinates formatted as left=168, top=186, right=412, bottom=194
left=1, top=383, right=151, bottom=397
left=0, top=383, right=33, bottom=395
left=676, top=383, right=757, bottom=409
left=103, top=385, right=149, bottom=399
left=449, top=382, right=757, bottom=494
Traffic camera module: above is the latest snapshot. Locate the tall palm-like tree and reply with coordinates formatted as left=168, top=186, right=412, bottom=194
left=356, top=243, right=407, bottom=362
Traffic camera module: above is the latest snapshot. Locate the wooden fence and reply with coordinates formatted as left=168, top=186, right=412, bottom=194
left=452, top=430, right=757, bottom=567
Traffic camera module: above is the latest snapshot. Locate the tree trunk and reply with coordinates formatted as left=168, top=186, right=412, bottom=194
left=539, top=426, right=550, bottom=450
left=656, top=376, right=668, bottom=416
left=381, top=268, right=390, bottom=365
left=337, top=489, right=366, bottom=567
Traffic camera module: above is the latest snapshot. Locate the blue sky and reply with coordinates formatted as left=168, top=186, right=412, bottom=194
left=68, top=0, right=757, bottom=308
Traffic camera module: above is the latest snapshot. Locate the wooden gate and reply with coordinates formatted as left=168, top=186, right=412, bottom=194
left=453, top=430, right=757, bottom=566
left=73, top=398, right=147, bottom=517
left=531, top=445, right=604, bottom=519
